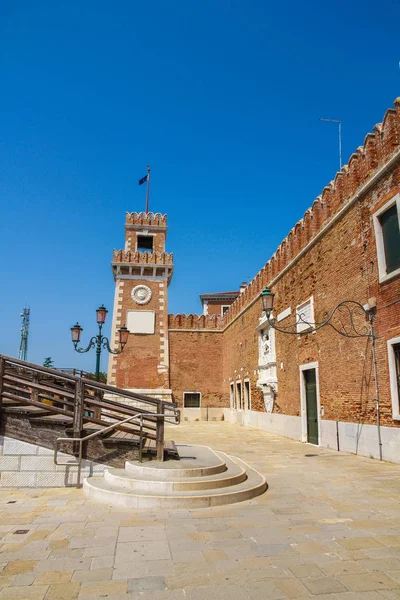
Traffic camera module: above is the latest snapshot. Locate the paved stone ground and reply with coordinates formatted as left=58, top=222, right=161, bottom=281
left=0, top=421, right=400, bottom=599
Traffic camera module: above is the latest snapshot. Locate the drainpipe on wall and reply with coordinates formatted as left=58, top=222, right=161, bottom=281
left=368, top=302, right=382, bottom=461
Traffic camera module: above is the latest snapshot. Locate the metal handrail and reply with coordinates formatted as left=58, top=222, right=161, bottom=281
left=1, top=354, right=179, bottom=410
left=54, top=412, right=169, bottom=488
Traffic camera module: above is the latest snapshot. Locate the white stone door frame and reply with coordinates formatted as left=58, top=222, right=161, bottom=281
left=299, top=361, right=321, bottom=445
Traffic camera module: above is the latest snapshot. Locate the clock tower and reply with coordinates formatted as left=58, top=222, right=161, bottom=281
left=107, top=212, right=174, bottom=401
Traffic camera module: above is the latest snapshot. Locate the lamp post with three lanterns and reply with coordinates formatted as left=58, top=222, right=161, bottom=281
left=70, top=305, right=129, bottom=382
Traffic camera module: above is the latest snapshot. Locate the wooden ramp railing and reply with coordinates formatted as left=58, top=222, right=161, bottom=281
left=0, top=354, right=180, bottom=462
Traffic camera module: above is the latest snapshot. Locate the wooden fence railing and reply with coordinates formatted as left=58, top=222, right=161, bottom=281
left=0, top=354, right=180, bottom=461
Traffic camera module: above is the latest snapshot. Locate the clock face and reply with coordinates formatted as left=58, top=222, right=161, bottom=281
left=131, top=285, right=152, bottom=305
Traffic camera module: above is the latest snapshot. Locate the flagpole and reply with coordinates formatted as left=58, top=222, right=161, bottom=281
left=145, top=165, right=151, bottom=213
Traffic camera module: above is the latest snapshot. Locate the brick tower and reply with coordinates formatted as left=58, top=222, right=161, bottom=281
left=107, top=212, right=174, bottom=401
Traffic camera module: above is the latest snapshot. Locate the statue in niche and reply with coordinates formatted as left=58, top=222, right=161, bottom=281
left=260, top=328, right=270, bottom=361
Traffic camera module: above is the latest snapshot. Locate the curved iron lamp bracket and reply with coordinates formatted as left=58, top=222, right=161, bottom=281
left=73, top=336, right=97, bottom=353
left=101, top=336, right=124, bottom=355
left=266, top=300, right=373, bottom=339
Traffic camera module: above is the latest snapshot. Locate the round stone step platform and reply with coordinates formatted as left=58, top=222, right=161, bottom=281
left=83, top=445, right=267, bottom=509
left=125, top=444, right=227, bottom=480
left=105, top=451, right=247, bottom=491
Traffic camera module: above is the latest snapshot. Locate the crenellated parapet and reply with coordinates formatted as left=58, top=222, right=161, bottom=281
left=223, top=98, right=400, bottom=327
left=113, top=250, right=173, bottom=265
left=126, top=212, right=167, bottom=227
left=168, top=314, right=224, bottom=330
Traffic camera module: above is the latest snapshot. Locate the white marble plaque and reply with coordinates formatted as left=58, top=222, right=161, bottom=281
left=296, top=298, right=314, bottom=333
left=126, top=310, right=155, bottom=334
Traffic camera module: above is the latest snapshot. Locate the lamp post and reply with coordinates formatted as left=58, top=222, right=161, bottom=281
left=260, top=287, right=382, bottom=460
left=70, top=305, right=129, bottom=382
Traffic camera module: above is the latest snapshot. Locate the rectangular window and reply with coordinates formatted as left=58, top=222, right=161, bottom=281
left=388, top=337, right=400, bottom=420
left=221, top=305, right=230, bottom=316
left=244, top=380, right=251, bottom=410
left=236, top=381, right=242, bottom=410
left=296, top=297, right=314, bottom=334
left=380, top=205, right=400, bottom=274
left=373, top=194, right=400, bottom=283
left=183, top=392, right=201, bottom=408
left=137, top=235, right=153, bottom=253
left=230, top=382, right=235, bottom=409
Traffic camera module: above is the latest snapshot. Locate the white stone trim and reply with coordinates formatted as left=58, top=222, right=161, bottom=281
left=372, top=193, right=400, bottom=283
left=296, top=296, right=314, bottom=334
left=229, top=382, right=235, bottom=409
left=221, top=305, right=230, bottom=316
left=388, top=335, right=400, bottom=420
left=223, top=410, right=400, bottom=464
left=243, top=379, right=251, bottom=410
left=299, top=362, right=321, bottom=445
left=107, top=280, right=124, bottom=384
left=0, top=436, right=106, bottom=488
left=131, top=284, right=152, bottom=305
left=277, top=306, right=291, bottom=322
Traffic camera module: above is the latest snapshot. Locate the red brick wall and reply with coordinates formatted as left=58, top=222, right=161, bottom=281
left=220, top=103, right=400, bottom=426
left=113, top=278, right=169, bottom=390
left=169, top=330, right=224, bottom=407
left=167, top=100, right=400, bottom=426
left=207, top=300, right=234, bottom=316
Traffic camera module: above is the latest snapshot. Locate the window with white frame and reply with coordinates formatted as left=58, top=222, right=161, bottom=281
left=183, top=392, right=201, bottom=408
left=244, top=380, right=251, bottom=410
left=388, top=336, right=400, bottom=420
left=373, top=194, right=400, bottom=283
left=236, top=381, right=242, bottom=410
left=221, top=305, right=230, bottom=316
left=230, top=382, right=235, bottom=409
left=296, top=297, right=314, bottom=333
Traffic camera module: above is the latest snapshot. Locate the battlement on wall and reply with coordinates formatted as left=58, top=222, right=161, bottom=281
left=126, top=212, right=167, bottom=227
left=223, top=98, right=400, bottom=327
left=168, top=314, right=223, bottom=330
left=112, top=250, right=173, bottom=265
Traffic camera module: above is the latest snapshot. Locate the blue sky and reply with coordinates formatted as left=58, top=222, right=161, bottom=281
left=1, top=0, right=399, bottom=372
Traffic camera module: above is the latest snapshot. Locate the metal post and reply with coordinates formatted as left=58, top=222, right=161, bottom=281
left=336, top=420, right=340, bottom=452
left=73, top=379, right=85, bottom=444
left=139, top=415, right=144, bottom=463
left=145, top=165, right=151, bottom=213
left=156, top=402, right=165, bottom=462
left=95, top=323, right=102, bottom=382
left=370, top=316, right=382, bottom=461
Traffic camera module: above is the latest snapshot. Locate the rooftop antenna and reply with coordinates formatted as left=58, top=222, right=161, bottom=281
left=320, top=118, right=342, bottom=171
left=18, top=307, right=30, bottom=361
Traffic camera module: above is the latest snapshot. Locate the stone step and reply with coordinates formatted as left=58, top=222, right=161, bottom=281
left=104, top=452, right=247, bottom=491
left=125, top=444, right=227, bottom=480
left=83, top=447, right=267, bottom=509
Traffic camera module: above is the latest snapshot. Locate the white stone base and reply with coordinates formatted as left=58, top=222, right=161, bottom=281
left=182, top=408, right=224, bottom=421
left=0, top=436, right=107, bottom=488
left=104, top=388, right=173, bottom=411
left=223, top=409, right=400, bottom=465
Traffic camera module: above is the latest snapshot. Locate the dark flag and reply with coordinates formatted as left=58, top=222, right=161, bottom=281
left=138, top=174, right=148, bottom=186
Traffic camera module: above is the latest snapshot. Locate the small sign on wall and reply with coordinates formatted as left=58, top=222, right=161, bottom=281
left=126, top=310, right=155, bottom=334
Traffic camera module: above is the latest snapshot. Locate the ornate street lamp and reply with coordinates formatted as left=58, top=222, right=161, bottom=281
left=259, top=286, right=382, bottom=460
left=260, top=287, right=374, bottom=338
left=70, top=305, right=129, bottom=382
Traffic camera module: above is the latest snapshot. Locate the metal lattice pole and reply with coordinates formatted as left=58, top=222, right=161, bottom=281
left=18, top=308, right=30, bottom=361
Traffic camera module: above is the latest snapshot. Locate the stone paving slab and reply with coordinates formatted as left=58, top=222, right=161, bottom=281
left=0, top=421, right=399, bottom=598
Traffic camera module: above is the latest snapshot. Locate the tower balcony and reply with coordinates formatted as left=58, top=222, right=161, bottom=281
left=112, top=249, right=174, bottom=283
